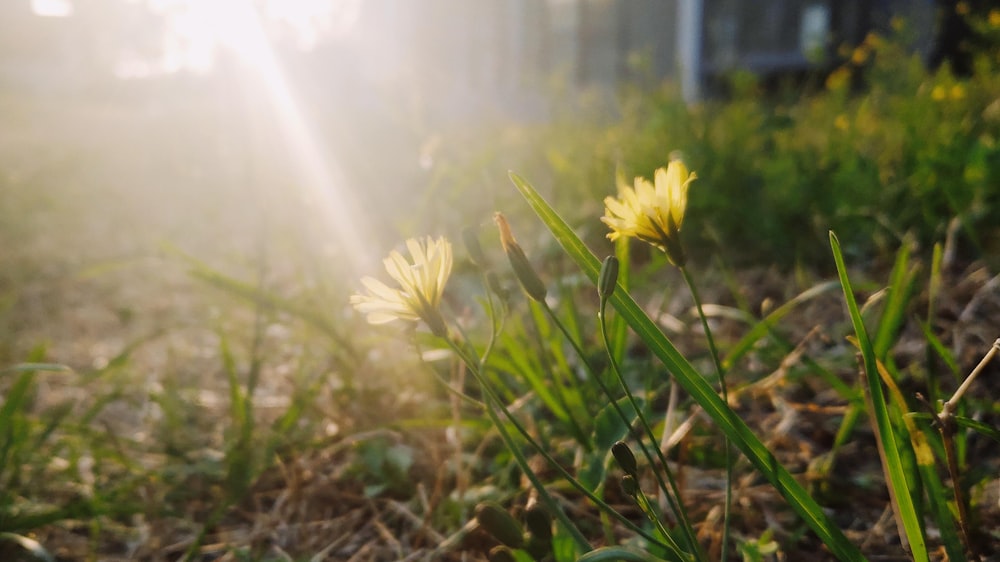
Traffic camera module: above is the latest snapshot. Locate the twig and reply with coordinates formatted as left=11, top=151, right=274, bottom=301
left=940, top=338, right=999, bottom=420
left=930, top=337, right=998, bottom=561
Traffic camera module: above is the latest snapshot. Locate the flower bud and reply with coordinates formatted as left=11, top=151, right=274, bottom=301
left=598, top=256, right=619, bottom=307
left=611, top=440, right=638, bottom=477
left=488, top=546, right=517, bottom=562
left=524, top=504, right=552, bottom=542
left=524, top=536, right=551, bottom=560
left=475, top=502, right=524, bottom=549
left=494, top=212, right=547, bottom=302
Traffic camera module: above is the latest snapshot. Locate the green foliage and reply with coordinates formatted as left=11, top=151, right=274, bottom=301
left=0, top=351, right=145, bottom=535
left=737, top=529, right=779, bottom=562
left=351, top=437, right=415, bottom=498
left=425, top=22, right=1000, bottom=269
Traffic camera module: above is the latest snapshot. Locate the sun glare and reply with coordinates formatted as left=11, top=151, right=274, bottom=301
left=31, top=0, right=74, bottom=17
left=108, top=0, right=374, bottom=270
left=229, top=10, right=373, bottom=271
left=141, top=0, right=355, bottom=73
left=155, top=0, right=372, bottom=269
left=148, top=0, right=266, bottom=72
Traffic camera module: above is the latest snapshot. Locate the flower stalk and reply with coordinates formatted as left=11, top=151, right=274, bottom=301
left=602, top=156, right=734, bottom=560
left=597, top=257, right=701, bottom=558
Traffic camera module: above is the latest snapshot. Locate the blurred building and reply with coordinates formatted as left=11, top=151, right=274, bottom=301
left=341, top=0, right=937, bottom=121
left=0, top=0, right=944, bottom=111
left=0, top=1, right=83, bottom=92
left=598, top=0, right=936, bottom=100
left=0, top=0, right=163, bottom=94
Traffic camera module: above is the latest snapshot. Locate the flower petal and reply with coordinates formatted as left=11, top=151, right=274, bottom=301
left=350, top=236, right=454, bottom=330
left=602, top=159, right=697, bottom=255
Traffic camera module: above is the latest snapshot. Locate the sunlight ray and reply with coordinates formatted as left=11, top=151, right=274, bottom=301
left=220, top=1, right=372, bottom=271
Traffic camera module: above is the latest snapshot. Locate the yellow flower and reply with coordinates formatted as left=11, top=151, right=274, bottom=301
left=950, top=84, right=966, bottom=100
left=990, top=9, right=1000, bottom=27
left=851, top=46, right=869, bottom=66
left=834, top=114, right=850, bottom=131
left=602, top=157, right=696, bottom=265
left=863, top=32, right=884, bottom=49
left=931, top=85, right=947, bottom=101
left=350, top=236, right=452, bottom=336
left=826, top=67, right=851, bottom=91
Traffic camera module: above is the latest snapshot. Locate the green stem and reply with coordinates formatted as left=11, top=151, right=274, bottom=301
left=446, top=337, right=592, bottom=553
left=446, top=336, right=673, bottom=552
left=679, top=266, right=731, bottom=561
left=537, top=304, right=617, bottom=539
left=544, top=303, right=690, bottom=558
left=633, top=488, right=677, bottom=550
left=528, top=303, right=591, bottom=447
left=599, top=301, right=702, bottom=559
left=545, top=305, right=677, bottom=508
left=477, top=270, right=507, bottom=369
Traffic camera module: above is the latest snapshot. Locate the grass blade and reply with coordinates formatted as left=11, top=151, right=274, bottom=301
left=829, top=231, right=928, bottom=561
left=610, top=239, right=631, bottom=365
left=577, top=546, right=673, bottom=561
left=873, top=242, right=917, bottom=360
left=491, top=329, right=574, bottom=424
left=509, top=172, right=865, bottom=561
left=924, top=243, right=944, bottom=403
left=874, top=357, right=965, bottom=562
left=722, top=280, right=840, bottom=370
left=0, top=370, right=36, bottom=480
left=167, top=247, right=360, bottom=365
left=907, top=414, right=1000, bottom=444
left=918, top=321, right=961, bottom=380
left=0, top=364, right=69, bottom=376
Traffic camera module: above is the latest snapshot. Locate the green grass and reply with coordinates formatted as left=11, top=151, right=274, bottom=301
left=422, top=18, right=1000, bottom=271
left=1, top=11, right=999, bottom=561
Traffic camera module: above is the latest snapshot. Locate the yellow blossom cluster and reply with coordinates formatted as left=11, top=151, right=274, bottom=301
left=931, top=84, right=966, bottom=102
